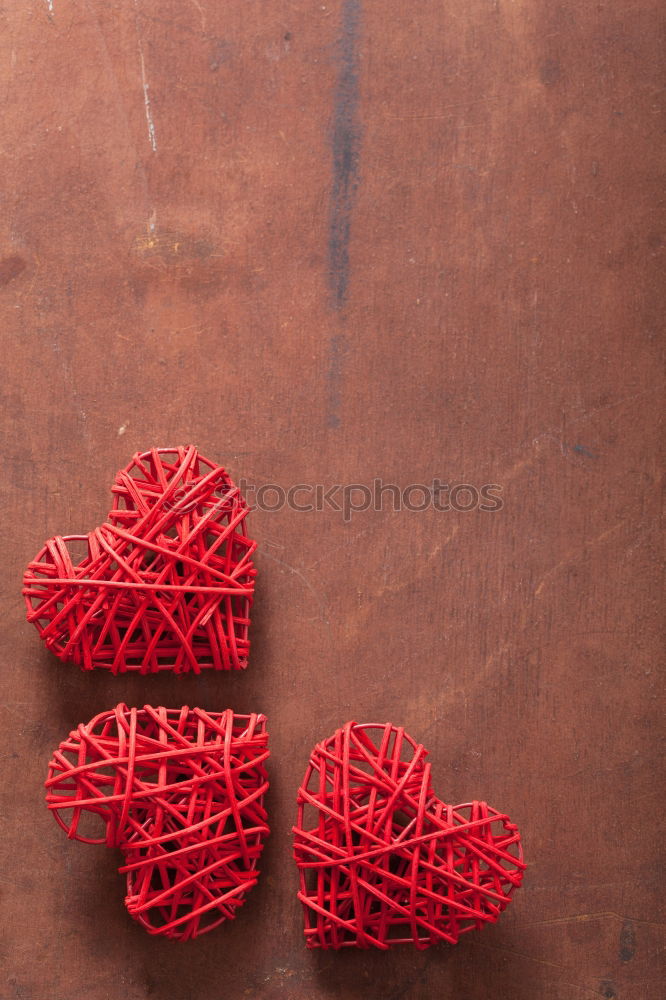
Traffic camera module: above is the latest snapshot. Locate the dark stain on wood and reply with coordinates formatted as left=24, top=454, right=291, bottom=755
left=0, top=255, right=26, bottom=287
left=326, top=332, right=349, bottom=428
left=619, top=919, right=636, bottom=962
left=572, top=443, right=599, bottom=459
left=328, top=0, right=362, bottom=310
left=540, top=58, right=562, bottom=87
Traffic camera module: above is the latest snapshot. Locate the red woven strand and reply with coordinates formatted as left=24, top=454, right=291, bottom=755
left=46, top=704, right=269, bottom=940
left=23, top=446, right=256, bottom=672
left=293, top=721, right=524, bottom=950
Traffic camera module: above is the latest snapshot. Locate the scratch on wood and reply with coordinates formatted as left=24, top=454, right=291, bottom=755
left=526, top=910, right=648, bottom=928
left=534, top=522, right=625, bottom=598
left=260, top=545, right=329, bottom=624
left=468, top=941, right=603, bottom=998
left=190, top=0, right=207, bottom=32
left=134, top=2, right=157, bottom=152
left=138, top=46, right=157, bottom=152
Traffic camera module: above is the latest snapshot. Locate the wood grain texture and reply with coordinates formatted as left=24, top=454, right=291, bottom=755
left=0, top=1, right=663, bottom=998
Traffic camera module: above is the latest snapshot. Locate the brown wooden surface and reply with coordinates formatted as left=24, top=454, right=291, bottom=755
left=1, top=2, right=663, bottom=998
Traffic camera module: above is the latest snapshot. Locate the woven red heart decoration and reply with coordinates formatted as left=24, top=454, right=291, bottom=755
left=23, top=445, right=256, bottom=672
left=46, top=704, right=269, bottom=940
left=293, top=721, right=525, bottom=949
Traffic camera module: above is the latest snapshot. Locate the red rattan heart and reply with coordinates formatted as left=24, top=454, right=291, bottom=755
left=24, top=446, right=256, bottom=673
left=46, top=704, right=269, bottom=940
left=293, top=721, right=524, bottom=949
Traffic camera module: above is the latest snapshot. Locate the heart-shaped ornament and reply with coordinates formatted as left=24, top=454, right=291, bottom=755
left=46, top=704, right=269, bottom=940
left=293, top=721, right=524, bottom=949
left=24, top=446, right=256, bottom=672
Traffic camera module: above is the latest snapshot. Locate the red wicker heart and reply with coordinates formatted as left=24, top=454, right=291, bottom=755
left=293, top=721, right=524, bottom=949
left=46, top=704, right=269, bottom=940
left=23, top=446, right=256, bottom=673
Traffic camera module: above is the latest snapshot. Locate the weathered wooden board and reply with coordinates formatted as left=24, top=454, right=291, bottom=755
left=0, top=1, right=663, bottom=998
